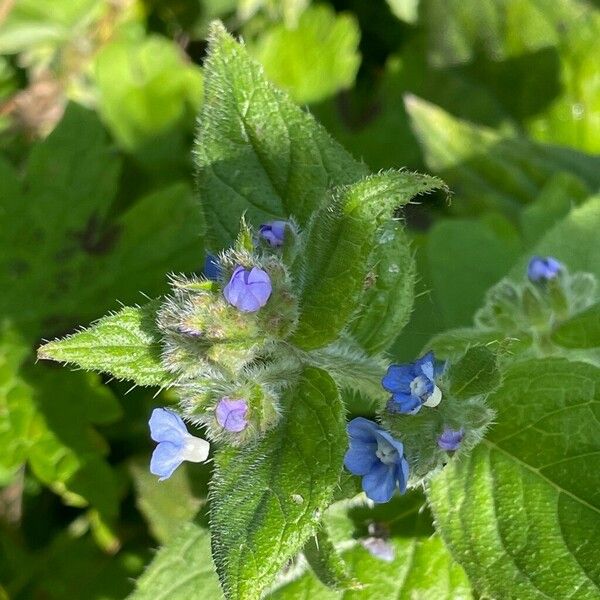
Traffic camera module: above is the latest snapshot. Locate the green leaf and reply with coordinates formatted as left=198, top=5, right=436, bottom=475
left=37, top=302, right=171, bottom=387
left=422, top=0, right=579, bottom=67
left=426, top=215, right=522, bottom=328
left=386, top=0, right=420, bottom=23
left=510, top=195, right=600, bottom=281
left=0, top=340, right=121, bottom=520
left=552, top=302, right=600, bottom=349
left=348, top=222, right=416, bottom=354
left=405, top=95, right=600, bottom=216
left=428, top=358, right=600, bottom=599
left=447, top=346, right=500, bottom=399
left=210, top=367, right=346, bottom=600
left=94, top=35, right=203, bottom=149
left=252, top=5, right=360, bottom=104
left=268, top=493, right=472, bottom=599
left=129, top=458, right=210, bottom=544
left=303, top=526, right=361, bottom=592
left=292, top=171, right=445, bottom=350
left=195, top=22, right=368, bottom=248
left=0, top=105, right=204, bottom=336
left=520, top=172, right=590, bottom=247
left=129, top=521, right=223, bottom=600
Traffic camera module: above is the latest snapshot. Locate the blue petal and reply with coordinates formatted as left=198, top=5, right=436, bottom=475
left=150, top=441, right=184, bottom=480
left=416, top=352, right=435, bottom=380
left=235, top=290, right=262, bottom=312
left=344, top=440, right=378, bottom=475
left=381, top=364, right=414, bottom=393
left=388, top=393, right=422, bottom=414
left=395, top=457, right=409, bottom=494
left=347, top=417, right=379, bottom=443
left=149, top=408, right=188, bottom=444
left=362, top=463, right=396, bottom=503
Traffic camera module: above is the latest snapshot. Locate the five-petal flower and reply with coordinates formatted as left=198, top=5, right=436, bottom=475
left=344, top=417, right=409, bottom=503
left=149, top=408, right=210, bottom=481
left=382, top=352, right=444, bottom=414
left=527, top=255, right=563, bottom=283
left=223, top=265, right=272, bottom=312
left=259, top=221, right=287, bottom=247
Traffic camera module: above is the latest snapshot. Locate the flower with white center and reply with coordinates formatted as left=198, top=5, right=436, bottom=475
left=148, top=408, right=210, bottom=481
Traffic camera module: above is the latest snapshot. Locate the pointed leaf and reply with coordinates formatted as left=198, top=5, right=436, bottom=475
left=38, top=302, right=171, bottom=387
left=210, top=367, right=346, bottom=600
left=292, top=171, right=445, bottom=349
left=195, top=22, right=368, bottom=248
left=428, top=358, right=600, bottom=599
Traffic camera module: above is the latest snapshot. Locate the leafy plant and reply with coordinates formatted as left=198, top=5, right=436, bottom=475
left=2, top=1, right=599, bottom=599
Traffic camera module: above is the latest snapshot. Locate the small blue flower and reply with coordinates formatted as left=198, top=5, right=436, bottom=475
left=344, top=418, right=409, bottom=503
left=527, top=256, right=563, bottom=283
left=382, top=352, right=444, bottom=414
left=149, top=408, right=210, bottom=481
left=259, top=221, right=287, bottom=247
left=223, top=265, right=272, bottom=312
left=203, top=254, right=222, bottom=280
left=438, top=427, right=464, bottom=451
left=216, top=397, right=248, bottom=432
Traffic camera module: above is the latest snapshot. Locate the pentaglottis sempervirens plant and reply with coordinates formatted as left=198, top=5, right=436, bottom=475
left=37, top=22, right=600, bottom=600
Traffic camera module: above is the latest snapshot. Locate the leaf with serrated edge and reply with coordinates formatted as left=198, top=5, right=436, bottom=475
left=292, top=171, right=445, bottom=350
left=38, top=301, right=171, bottom=387
left=210, top=367, right=346, bottom=600
left=428, top=358, right=600, bottom=599
left=195, top=22, right=368, bottom=249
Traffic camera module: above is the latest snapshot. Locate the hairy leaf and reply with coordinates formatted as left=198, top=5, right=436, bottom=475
left=349, top=222, right=416, bottom=354
left=195, top=22, right=368, bottom=248
left=303, top=526, right=361, bottom=592
left=210, top=367, right=346, bottom=600
left=38, top=302, right=171, bottom=387
left=292, top=171, right=445, bottom=349
left=428, top=358, right=600, bottom=598
left=447, top=346, right=500, bottom=399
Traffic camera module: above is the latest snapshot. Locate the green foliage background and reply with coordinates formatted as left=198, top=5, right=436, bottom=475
left=0, top=0, right=599, bottom=598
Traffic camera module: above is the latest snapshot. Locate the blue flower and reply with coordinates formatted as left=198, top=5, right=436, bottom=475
left=223, top=265, right=272, bottom=312
left=438, top=427, right=464, bottom=451
left=344, top=418, right=409, bottom=503
left=216, top=397, right=248, bottom=432
left=203, top=254, right=222, bottom=280
left=259, top=221, right=287, bottom=247
left=527, top=256, right=563, bottom=283
left=149, top=408, right=210, bottom=481
left=382, top=352, right=444, bottom=414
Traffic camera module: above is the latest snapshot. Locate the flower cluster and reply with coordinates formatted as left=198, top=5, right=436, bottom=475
left=149, top=220, right=290, bottom=480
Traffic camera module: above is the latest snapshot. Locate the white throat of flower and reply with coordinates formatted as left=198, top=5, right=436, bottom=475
left=375, top=439, right=398, bottom=466
left=423, top=385, right=442, bottom=407
left=410, top=375, right=442, bottom=408
left=181, top=435, right=210, bottom=463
